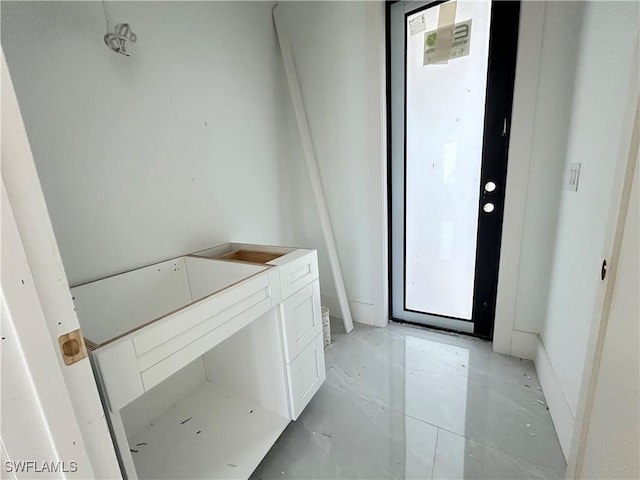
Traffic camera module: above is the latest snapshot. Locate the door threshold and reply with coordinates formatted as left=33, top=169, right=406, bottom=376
left=389, top=317, right=490, bottom=341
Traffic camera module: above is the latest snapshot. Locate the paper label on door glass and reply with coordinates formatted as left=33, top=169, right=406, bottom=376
left=424, top=19, right=472, bottom=65
left=409, top=14, right=426, bottom=36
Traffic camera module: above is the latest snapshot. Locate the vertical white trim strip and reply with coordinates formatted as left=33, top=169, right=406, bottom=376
left=493, top=1, right=546, bottom=354
left=272, top=5, right=354, bottom=334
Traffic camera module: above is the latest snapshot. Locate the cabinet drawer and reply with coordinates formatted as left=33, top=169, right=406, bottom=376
left=279, top=251, right=318, bottom=299
left=286, top=334, right=325, bottom=420
left=281, top=280, right=321, bottom=363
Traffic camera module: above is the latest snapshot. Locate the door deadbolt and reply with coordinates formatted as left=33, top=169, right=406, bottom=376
left=601, top=259, right=607, bottom=281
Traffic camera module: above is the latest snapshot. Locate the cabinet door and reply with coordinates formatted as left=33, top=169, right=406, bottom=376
left=286, top=334, right=326, bottom=420
left=279, top=251, right=318, bottom=300
left=281, top=280, right=322, bottom=363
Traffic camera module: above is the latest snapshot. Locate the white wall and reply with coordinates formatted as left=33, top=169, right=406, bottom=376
left=496, top=0, right=639, bottom=457
left=495, top=1, right=585, bottom=358
left=1, top=1, right=285, bottom=286
left=2, top=1, right=388, bottom=327
left=512, top=1, right=584, bottom=335
left=498, top=3, right=637, bottom=341
left=578, top=152, right=639, bottom=480
left=541, top=0, right=638, bottom=415
left=275, top=2, right=387, bottom=326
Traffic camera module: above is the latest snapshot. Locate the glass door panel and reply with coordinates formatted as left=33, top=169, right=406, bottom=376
left=404, top=1, right=492, bottom=320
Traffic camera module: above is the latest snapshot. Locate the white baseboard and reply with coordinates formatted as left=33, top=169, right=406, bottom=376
left=534, top=337, right=575, bottom=460
left=320, top=295, right=376, bottom=327
left=510, top=330, right=538, bottom=360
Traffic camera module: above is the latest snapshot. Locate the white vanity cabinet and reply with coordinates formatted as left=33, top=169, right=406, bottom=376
left=71, top=243, right=326, bottom=479
left=281, top=280, right=325, bottom=419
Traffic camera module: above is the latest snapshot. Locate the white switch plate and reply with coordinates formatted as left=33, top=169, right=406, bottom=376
left=567, top=162, right=581, bottom=192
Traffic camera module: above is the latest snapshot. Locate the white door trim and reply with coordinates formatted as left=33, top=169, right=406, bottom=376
left=492, top=0, right=546, bottom=354
left=2, top=180, right=94, bottom=478
left=1, top=49, right=121, bottom=478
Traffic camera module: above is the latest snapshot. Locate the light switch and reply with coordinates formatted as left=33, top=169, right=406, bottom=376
left=567, top=163, right=581, bottom=192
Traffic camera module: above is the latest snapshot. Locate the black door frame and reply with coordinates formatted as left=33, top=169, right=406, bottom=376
left=386, top=0, right=521, bottom=340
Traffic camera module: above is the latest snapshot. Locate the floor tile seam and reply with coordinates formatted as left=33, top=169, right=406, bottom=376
left=430, top=427, right=440, bottom=480
left=323, top=381, right=556, bottom=458
left=403, top=412, right=460, bottom=438
left=322, top=379, right=405, bottom=411
left=402, top=412, right=566, bottom=474
left=323, top=384, right=458, bottom=437
left=322, top=383, right=395, bottom=413
left=327, top=367, right=547, bottom=412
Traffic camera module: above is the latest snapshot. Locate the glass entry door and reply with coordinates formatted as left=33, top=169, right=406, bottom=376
left=389, top=0, right=520, bottom=338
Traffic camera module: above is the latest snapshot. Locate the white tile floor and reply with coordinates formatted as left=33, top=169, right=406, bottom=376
left=251, top=321, right=566, bottom=479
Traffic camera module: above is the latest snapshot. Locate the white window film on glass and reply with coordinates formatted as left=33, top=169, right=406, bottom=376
left=404, top=1, right=492, bottom=320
